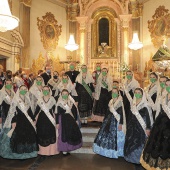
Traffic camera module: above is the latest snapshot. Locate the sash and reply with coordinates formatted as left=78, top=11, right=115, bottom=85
left=18, top=99, right=36, bottom=131
left=39, top=100, right=56, bottom=127
left=82, top=79, right=93, bottom=98
left=95, top=73, right=100, bottom=81
left=146, top=93, right=156, bottom=111
left=109, top=105, right=120, bottom=122
left=132, top=108, right=147, bottom=136
left=162, top=96, right=170, bottom=119
left=102, top=80, right=108, bottom=89
left=5, top=93, right=12, bottom=104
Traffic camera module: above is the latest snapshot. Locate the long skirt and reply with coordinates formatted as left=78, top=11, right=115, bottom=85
left=93, top=114, right=125, bottom=158
left=140, top=112, right=170, bottom=170
left=0, top=128, right=37, bottom=159
left=58, top=115, right=82, bottom=152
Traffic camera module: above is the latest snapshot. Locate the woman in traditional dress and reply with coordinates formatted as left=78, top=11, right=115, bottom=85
left=58, top=74, right=78, bottom=102
left=0, top=79, right=14, bottom=131
left=29, top=76, right=44, bottom=113
left=34, top=85, right=59, bottom=156
left=93, top=68, right=112, bottom=120
left=75, top=65, right=94, bottom=124
left=124, top=87, right=153, bottom=164
left=123, top=70, right=139, bottom=122
left=56, top=89, right=82, bottom=155
left=48, top=71, right=61, bottom=102
left=140, top=79, right=170, bottom=170
left=145, top=72, right=158, bottom=121
left=154, top=75, right=168, bottom=119
left=93, top=88, right=126, bottom=158
left=0, top=85, right=38, bottom=159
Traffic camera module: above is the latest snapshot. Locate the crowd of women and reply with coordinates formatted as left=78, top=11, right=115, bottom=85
left=0, top=63, right=169, bottom=170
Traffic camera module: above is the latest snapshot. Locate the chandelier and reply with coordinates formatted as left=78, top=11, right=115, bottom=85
left=0, top=0, right=19, bottom=32
left=65, top=34, right=79, bottom=52
left=128, top=32, right=143, bottom=50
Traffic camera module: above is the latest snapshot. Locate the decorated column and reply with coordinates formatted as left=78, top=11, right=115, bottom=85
left=76, top=16, right=88, bottom=64
left=119, top=14, right=132, bottom=66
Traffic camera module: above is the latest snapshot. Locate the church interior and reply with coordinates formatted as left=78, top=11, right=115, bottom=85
left=0, top=0, right=170, bottom=170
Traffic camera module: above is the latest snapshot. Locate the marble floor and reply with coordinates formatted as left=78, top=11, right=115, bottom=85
left=0, top=153, right=144, bottom=170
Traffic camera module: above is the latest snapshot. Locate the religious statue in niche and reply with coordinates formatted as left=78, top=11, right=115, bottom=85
left=37, top=12, right=62, bottom=51
left=97, top=18, right=112, bottom=57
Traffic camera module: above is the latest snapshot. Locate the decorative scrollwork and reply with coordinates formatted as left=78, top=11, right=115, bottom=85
left=148, top=6, right=170, bottom=48
left=37, top=12, right=62, bottom=51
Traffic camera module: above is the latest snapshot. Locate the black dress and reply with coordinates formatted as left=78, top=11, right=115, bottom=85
left=141, top=106, right=170, bottom=170
left=34, top=104, right=56, bottom=147
left=1, top=101, right=10, bottom=125
left=75, top=82, right=94, bottom=118
left=93, top=88, right=112, bottom=116
left=56, top=104, right=82, bottom=151
left=122, top=89, right=134, bottom=122
left=65, top=70, right=80, bottom=84
left=124, top=107, right=151, bottom=164
left=10, top=107, right=38, bottom=154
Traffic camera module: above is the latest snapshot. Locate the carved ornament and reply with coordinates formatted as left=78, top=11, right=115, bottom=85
left=20, top=0, right=32, bottom=7
left=148, top=6, right=170, bottom=48
left=37, top=12, right=62, bottom=51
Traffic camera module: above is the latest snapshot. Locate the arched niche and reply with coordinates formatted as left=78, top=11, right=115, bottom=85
left=91, top=7, right=117, bottom=58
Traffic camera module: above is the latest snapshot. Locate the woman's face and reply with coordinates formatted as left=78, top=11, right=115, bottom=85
left=166, top=81, right=170, bottom=87
left=20, top=86, right=27, bottom=91
left=150, top=74, right=157, bottom=79
left=53, top=71, right=58, bottom=76
left=62, top=91, right=69, bottom=100
left=6, top=80, right=12, bottom=86
left=42, top=87, right=50, bottom=96
left=62, top=76, right=68, bottom=84
left=134, top=89, right=143, bottom=99
left=112, top=88, right=118, bottom=94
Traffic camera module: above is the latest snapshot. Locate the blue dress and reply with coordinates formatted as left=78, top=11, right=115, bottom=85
left=93, top=105, right=125, bottom=158
left=124, top=107, right=151, bottom=164
left=0, top=107, right=38, bottom=159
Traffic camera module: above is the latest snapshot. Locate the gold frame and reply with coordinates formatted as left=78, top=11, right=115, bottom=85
left=91, top=8, right=117, bottom=58
left=148, top=6, right=170, bottom=48
left=37, top=12, right=62, bottom=51
left=31, top=52, right=64, bottom=75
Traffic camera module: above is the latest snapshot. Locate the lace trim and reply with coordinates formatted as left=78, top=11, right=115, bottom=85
left=162, top=95, right=170, bottom=119
left=140, top=153, right=170, bottom=170
left=38, top=98, right=56, bottom=127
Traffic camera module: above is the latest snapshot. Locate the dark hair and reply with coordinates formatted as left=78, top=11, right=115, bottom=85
left=5, top=79, right=12, bottom=84
left=53, top=71, right=59, bottom=75
left=43, top=85, right=50, bottom=90
left=62, top=89, right=69, bottom=94
left=62, top=74, right=68, bottom=78
left=19, top=85, right=27, bottom=89
left=6, top=70, right=12, bottom=75
left=113, top=81, right=119, bottom=84
left=38, top=70, right=43, bottom=75
left=166, top=79, right=170, bottom=83
left=150, top=72, right=158, bottom=79
left=134, top=88, right=143, bottom=95
left=36, top=76, right=43, bottom=80
left=112, top=88, right=119, bottom=94
left=126, top=70, right=132, bottom=75
left=159, top=76, right=168, bottom=80
left=102, top=68, right=108, bottom=72
left=29, top=73, right=33, bottom=77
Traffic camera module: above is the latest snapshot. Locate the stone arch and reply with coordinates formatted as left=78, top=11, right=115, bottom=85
left=83, top=0, right=127, bottom=18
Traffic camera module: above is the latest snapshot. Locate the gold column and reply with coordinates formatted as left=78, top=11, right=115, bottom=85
left=119, top=14, right=132, bottom=66
left=76, top=16, right=88, bottom=65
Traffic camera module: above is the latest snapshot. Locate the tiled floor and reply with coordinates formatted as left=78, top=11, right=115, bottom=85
left=0, top=153, right=138, bottom=170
